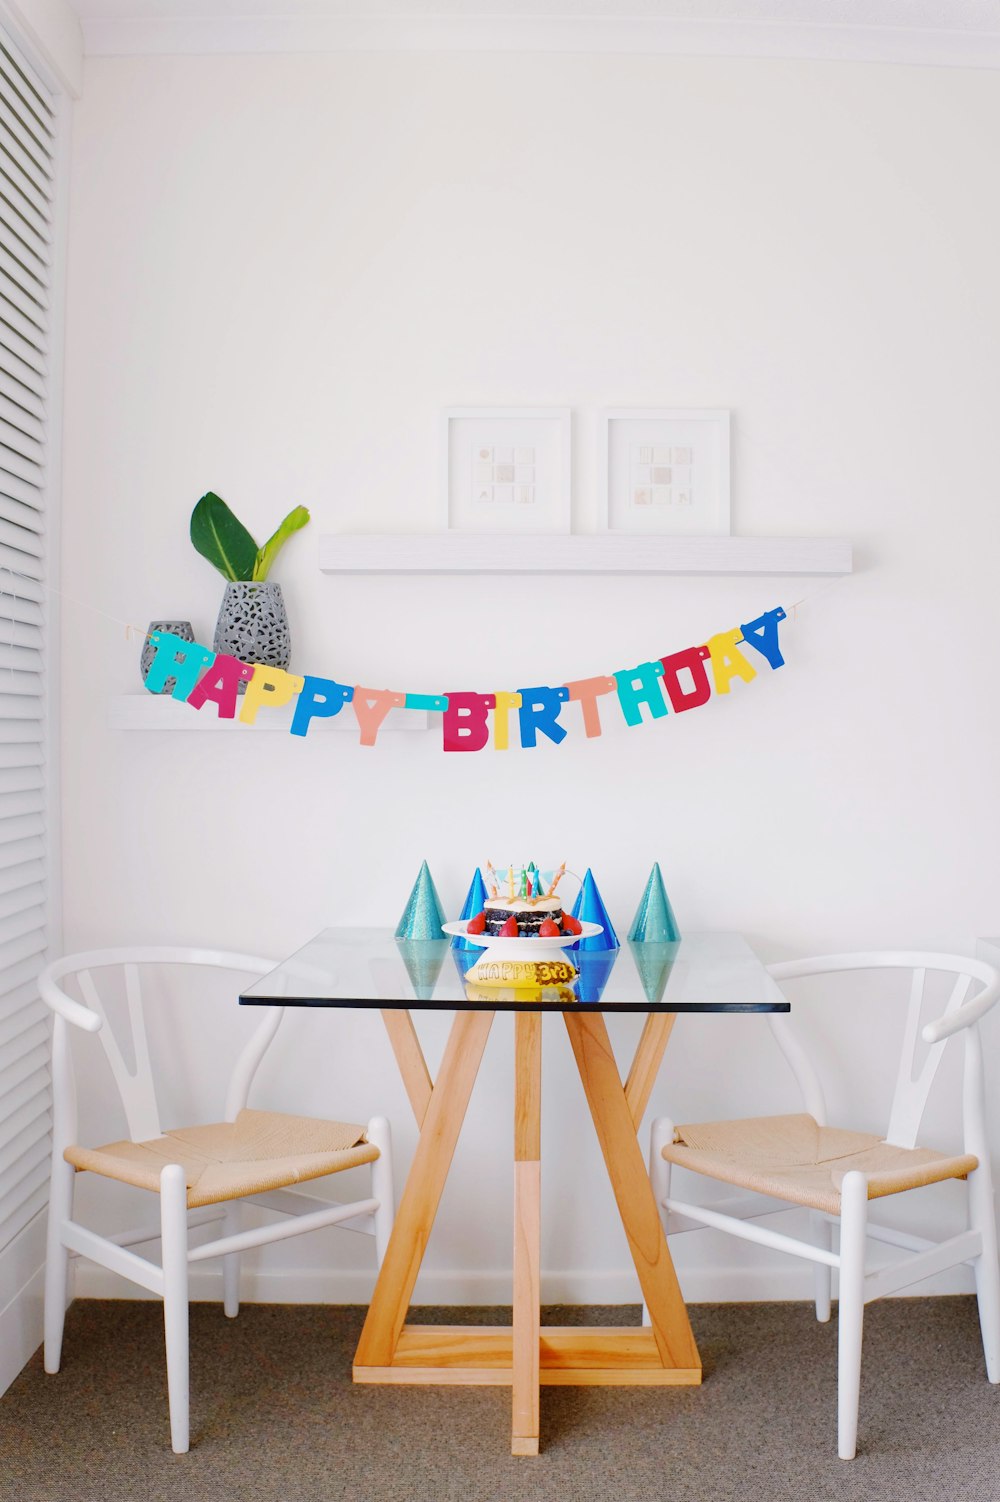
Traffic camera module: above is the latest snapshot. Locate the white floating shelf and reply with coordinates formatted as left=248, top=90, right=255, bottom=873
left=109, top=697, right=430, bottom=733
left=319, top=534, right=853, bottom=576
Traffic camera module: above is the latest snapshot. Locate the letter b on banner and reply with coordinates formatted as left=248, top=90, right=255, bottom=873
left=443, top=692, right=496, bottom=752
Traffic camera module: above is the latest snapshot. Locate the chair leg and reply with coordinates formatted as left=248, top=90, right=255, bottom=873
left=837, top=1171, right=868, bottom=1461
left=367, top=1115, right=394, bottom=1268
left=160, top=1164, right=190, bottom=1454
left=968, top=1165, right=1000, bottom=1383
left=222, top=1204, right=241, bottom=1319
left=43, top=1156, right=76, bottom=1374
left=810, top=1211, right=832, bottom=1323
left=643, top=1118, right=675, bottom=1327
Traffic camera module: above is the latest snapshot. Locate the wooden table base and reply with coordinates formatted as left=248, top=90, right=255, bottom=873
left=354, top=1005, right=701, bottom=1454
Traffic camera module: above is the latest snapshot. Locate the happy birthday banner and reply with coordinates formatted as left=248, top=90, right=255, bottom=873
left=142, top=604, right=788, bottom=751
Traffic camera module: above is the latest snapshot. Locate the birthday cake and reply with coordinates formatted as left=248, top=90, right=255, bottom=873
left=467, top=863, right=582, bottom=940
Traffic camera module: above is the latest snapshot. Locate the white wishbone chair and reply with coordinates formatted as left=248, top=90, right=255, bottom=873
left=40, top=947, right=394, bottom=1453
left=648, top=951, right=1000, bottom=1460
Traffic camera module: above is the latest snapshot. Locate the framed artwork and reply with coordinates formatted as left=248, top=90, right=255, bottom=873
left=441, top=407, right=572, bottom=534
left=599, top=409, right=731, bottom=535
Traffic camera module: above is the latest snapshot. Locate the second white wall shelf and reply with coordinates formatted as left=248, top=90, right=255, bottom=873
left=318, top=534, right=853, bottom=576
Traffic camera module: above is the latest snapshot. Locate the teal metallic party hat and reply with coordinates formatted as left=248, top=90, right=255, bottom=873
left=628, top=939, right=677, bottom=1004
left=394, top=860, right=446, bottom=940
left=396, top=938, right=448, bottom=1000
left=451, top=868, right=490, bottom=950
left=627, top=864, right=680, bottom=944
left=569, top=868, right=620, bottom=951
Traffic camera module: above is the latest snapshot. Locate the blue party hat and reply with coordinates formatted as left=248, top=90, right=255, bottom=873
left=395, top=860, right=446, bottom=940
left=396, top=939, right=447, bottom=1000
left=575, top=948, right=619, bottom=1003
left=569, top=868, right=620, bottom=951
left=627, top=864, right=680, bottom=943
left=451, top=867, right=490, bottom=950
left=628, top=939, right=678, bottom=1004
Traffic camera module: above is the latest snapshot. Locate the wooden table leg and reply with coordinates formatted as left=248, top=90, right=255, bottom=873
left=354, top=1008, right=495, bottom=1372
left=512, top=1011, right=541, bottom=1457
left=380, top=1008, right=433, bottom=1127
left=564, top=1010, right=700, bottom=1373
left=624, top=1012, right=676, bottom=1128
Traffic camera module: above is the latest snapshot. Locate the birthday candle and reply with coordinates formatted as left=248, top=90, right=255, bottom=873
left=508, top=864, right=515, bottom=901
left=546, top=862, right=567, bottom=898
left=485, top=861, right=499, bottom=899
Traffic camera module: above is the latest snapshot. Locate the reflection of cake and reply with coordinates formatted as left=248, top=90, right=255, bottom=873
left=483, top=895, right=563, bottom=937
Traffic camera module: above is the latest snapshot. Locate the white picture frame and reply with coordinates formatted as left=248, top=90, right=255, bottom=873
left=441, top=407, right=572, bottom=535
left=598, top=408, right=731, bottom=535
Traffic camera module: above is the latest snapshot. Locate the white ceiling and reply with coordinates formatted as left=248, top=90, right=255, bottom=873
left=65, top=0, right=1000, bottom=66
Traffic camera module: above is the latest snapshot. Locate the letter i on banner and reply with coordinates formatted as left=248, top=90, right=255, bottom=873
left=492, top=691, right=522, bottom=750
left=443, top=692, right=495, bottom=752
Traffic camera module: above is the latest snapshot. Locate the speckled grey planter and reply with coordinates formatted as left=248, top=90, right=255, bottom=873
left=140, top=620, right=195, bottom=694
left=213, top=582, right=291, bottom=675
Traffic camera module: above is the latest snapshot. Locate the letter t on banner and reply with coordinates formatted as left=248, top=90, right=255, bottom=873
left=565, top=676, right=617, bottom=738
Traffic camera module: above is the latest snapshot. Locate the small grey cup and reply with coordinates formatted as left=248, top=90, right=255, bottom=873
left=140, top=620, right=195, bottom=694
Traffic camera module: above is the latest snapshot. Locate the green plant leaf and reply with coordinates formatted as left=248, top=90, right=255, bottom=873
left=252, top=505, right=311, bottom=581
left=190, top=492, right=259, bottom=581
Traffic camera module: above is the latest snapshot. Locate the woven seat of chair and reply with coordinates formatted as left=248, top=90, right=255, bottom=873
left=64, top=1108, right=379, bottom=1208
left=662, top=1112, right=977, bottom=1216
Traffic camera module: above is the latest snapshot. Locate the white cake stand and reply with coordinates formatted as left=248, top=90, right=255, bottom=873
left=441, top=920, right=603, bottom=978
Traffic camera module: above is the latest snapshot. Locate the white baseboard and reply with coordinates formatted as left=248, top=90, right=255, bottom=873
left=74, top=1259, right=976, bottom=1306
left=0, top=1209, right=47, bottom=1395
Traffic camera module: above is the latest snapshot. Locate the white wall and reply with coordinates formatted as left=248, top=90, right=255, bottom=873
left=60, top=51, right=1000, bottom=1303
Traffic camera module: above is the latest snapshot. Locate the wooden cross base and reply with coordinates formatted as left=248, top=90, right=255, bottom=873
left=354, top=1005, right=701, bottom=1455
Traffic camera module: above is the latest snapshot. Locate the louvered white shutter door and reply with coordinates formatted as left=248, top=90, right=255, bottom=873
left=0, top=23, right=57, bottom=1254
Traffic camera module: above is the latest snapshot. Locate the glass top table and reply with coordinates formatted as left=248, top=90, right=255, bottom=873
left=239, top=925, right=789, bottom=1454
left=240, top=927, right=789, bottom=1013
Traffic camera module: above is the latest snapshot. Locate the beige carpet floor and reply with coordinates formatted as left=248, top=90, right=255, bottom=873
left=1, top=1298, right=998, bottom=1502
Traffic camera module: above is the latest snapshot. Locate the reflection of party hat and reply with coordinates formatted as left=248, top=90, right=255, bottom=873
left=628, top=940, right=678, bottom=1004
left=569, top=869, right=619, bottom=951
left=395, top=860, right=446, bottom=940
left=452, top=868, right=490, bottom=950
left=628, top=864, right=680, bottom=943
left=575, top=949, right=619, bottom=1003
left=396, top=939, right=448, bottom=1000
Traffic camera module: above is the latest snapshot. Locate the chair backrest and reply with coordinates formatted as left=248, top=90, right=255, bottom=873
left=39, top=946, right=280, bottom=1149
left=766, top=951, right=1000, bottom=1150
